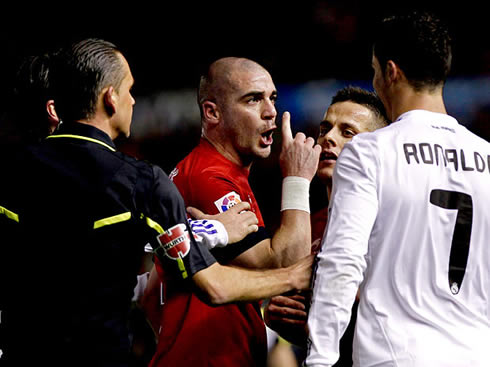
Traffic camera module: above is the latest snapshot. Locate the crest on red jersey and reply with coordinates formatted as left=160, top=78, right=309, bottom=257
left=157, top=223, right=191, bottom=260
left=214, top=191, right=242, bottom=213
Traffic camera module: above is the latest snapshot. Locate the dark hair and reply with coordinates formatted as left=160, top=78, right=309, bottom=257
left=331, top=86, right=389, bottom=127
left=2, top=53, right=54, bottom=142
left=372, top=11, right=452, bottom=90
left=50, top=38, right=125, bottom=122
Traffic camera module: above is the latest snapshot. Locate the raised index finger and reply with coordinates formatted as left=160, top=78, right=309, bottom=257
left=281, top=111, right=293, bottom=144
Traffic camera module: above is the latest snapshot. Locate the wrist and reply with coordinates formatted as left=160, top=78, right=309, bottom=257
left=284, top=264, right=299, bottom=292
left=190, top=219, right=229, bottom=249
left=281, top=176, right=310, bottom=213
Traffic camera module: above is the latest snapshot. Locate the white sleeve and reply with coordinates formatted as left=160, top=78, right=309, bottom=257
left=144, top=219, right=229, bottom=252
left=305, top=137, right=379, bottom=366
left=188, top=219, right=229, bottom=250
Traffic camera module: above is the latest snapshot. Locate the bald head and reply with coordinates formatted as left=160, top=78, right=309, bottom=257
left=198, top=57, right=270, bottom=115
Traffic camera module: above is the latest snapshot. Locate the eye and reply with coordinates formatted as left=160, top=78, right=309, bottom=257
left=319, top=123, right=332, bottom=137
left=343, top=129, right=356, bottom=138
left=246, top=94, right=262, bottom=104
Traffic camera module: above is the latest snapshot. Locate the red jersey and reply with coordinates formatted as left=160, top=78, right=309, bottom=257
left=310, top=206, right=328, bottom=245
left=150, top=138, right=270, bottom=367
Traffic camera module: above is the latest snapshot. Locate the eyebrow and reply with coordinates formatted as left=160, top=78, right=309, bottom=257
left=320, top=119, right=360, bottom=130
left=240, top=90, right=278, bottom=100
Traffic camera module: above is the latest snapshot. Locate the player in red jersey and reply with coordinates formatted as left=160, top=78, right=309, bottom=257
left=146, top=57, right=321, bottom=367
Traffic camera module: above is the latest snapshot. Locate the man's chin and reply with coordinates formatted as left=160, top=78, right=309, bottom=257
left=316, top=168, right=332, bottom=184
left=256, top=146, right=272, bottom=159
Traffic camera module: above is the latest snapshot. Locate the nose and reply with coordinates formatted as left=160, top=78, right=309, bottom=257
left=262, top=98, right=277, bottom=121
left=320, top=129, right=337, bottom=148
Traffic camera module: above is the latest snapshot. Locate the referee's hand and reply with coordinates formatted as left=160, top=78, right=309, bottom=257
left=187, top=201, right=259, bottom=244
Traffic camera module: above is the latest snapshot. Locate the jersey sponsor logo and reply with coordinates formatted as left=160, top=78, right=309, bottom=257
left=157, top=223, right=191, bottom=260
left=214, top=191, right=242, bottom=213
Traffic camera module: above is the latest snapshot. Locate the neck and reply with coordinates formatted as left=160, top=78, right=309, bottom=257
left=77, top=115, right=116, bottom=141
left=202, top=132, right=253, bottom=170
left=390, top=84, right=447, bottom=122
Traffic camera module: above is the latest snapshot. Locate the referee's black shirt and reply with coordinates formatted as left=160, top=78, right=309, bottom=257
left=0, top=121, right=216, bottom=366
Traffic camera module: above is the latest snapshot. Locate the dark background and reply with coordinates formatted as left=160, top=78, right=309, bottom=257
left=1, top=1, right=489, bottom=230
left=1, top=2, right=488, bottom=96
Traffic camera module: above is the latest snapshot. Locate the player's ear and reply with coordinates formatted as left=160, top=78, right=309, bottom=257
left=386, top=60, right=401, bottom=84
left=46, top=99, right=60, bottom=133
left=201, top=100, right=220, bottom=125
left=103, top=86, right=117, bottom=116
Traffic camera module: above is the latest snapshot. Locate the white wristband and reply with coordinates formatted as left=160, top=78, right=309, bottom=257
left=189, top=219, right=229, bottom=250
left=280, top=176, right=310, bottom=213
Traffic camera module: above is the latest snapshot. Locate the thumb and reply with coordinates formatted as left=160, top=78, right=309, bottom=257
left=281, top=111, right=293, bottom=145
left=186, top=206, right=208, bottom=220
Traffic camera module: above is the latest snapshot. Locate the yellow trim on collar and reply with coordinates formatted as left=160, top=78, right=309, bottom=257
left=46, top=134, right=116, bottom=152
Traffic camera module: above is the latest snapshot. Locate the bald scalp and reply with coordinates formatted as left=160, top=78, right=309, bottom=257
left=198, top=57, right=268, bottom=115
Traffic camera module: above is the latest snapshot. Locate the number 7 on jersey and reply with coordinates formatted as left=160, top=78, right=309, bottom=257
left=430, top=189, right=473, bottom=295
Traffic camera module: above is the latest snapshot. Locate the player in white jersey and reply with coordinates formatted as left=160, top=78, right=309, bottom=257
left=306, top=11, right=490, bottom=367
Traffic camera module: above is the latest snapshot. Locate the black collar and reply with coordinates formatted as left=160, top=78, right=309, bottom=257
left=47, top=121, right=117, bottom=152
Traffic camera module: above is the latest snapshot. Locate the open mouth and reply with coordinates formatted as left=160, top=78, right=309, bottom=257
left=320, top=151, right=337, bottom=162
left=260, top=128, right=275, bottom=145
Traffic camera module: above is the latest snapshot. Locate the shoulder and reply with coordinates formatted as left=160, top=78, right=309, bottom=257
left=174, top=146, right=240, bottom=188
left=111, top=151, right=164, bottom=182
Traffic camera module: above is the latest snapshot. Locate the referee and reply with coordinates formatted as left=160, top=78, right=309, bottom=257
left=0, top=38, right=221, bottom=367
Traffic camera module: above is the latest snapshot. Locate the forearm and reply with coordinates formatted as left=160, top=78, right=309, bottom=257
left=192, top=263, right=295, bottom=304
left=270, top=209, right=312, bottom=267
left=192, top=254, right=314, bottom=305
left=230, top=214, right=311, bottom=269
left=229, top=210, right=311, bottom=269
left=268, top=175, right=313, bottom=267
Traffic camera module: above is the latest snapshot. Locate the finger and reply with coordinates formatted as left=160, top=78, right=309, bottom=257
left=294, top=131, right=306, bottom=142
left=305, top=136, right=316, bottom=147
left=228, top=201, right=251, bottom=213
left=281, top=111, right=293, bottom=144
left=186, top=206, right=207, bottom=220
left=270, top=296, right=306, bottom=310
left=283, top=294, right=307, bottom=302
left=244, top=223, right=259, bottom=236
left=241, top=211, right=259, bottom=225
left=267, top=304, right=308, bottom=319
left=268, top=317, right=307, bottom=326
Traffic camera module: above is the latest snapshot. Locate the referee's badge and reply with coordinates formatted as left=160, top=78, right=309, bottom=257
left=214, top=191, right=242, bottom=213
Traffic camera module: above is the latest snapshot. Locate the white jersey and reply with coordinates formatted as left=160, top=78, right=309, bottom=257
left=306, top=110, right=490, bottom=367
